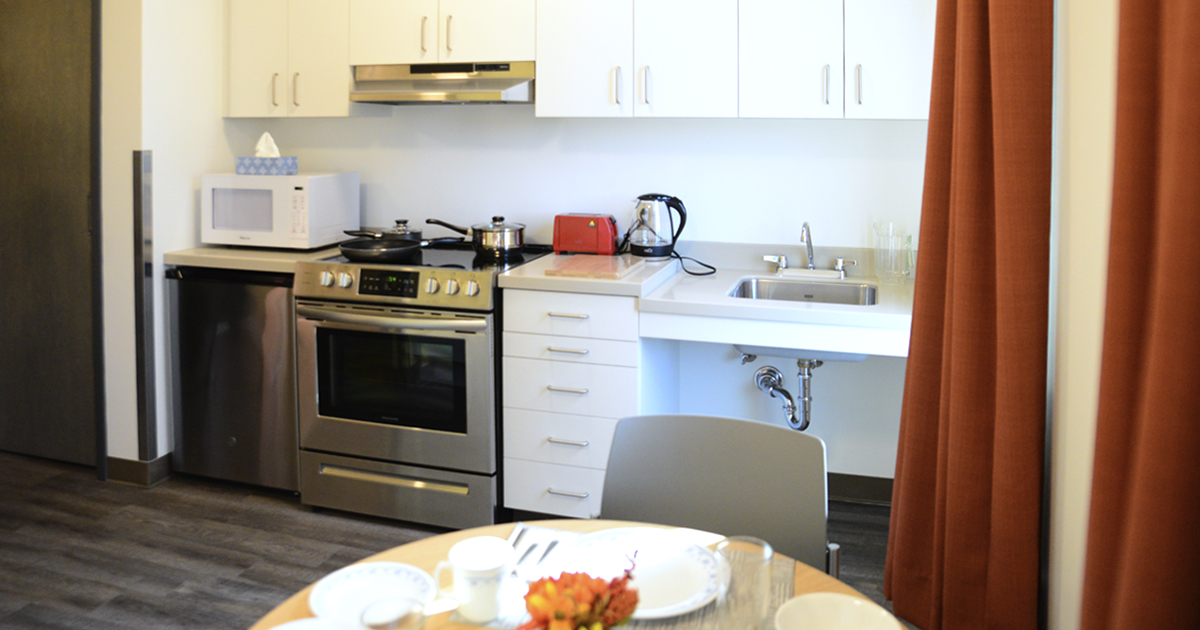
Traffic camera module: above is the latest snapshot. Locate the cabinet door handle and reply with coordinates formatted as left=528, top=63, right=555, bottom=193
left=547, top=437, right=590, bottom=447
left=547, top=385, right=589, bottom=395
left=548, top=346, right=589, bottom=356
left=613, top=66, right=622, bottom=105
left=643, top=66, right=651, bottom=105
left=547, top=488, right=590, bottom=499
left=421, top=15, right=428, bottom=52
left=822, top=64, right=830, bottom=105
left=445, top=15, right=453, bottom=52
left=292, top=72, right=300, bottom=107
left=855, top=64, right=862, bottom=105
left=548, top=312, right=589, bottom=320
left=271, top=73, right=280, bottom=107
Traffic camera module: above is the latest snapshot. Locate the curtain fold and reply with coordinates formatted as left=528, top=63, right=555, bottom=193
left=883, top=0, right=1052, bottom=628
left=1079, top=1, right=1200, bottom=628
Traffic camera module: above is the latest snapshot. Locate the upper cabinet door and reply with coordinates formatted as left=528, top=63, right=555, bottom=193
left=633, top=0, right=738, bottom=118
left=350, top=0, right=439, bottom=65
left=739, top=0, right=844, bottom=119
left=227, top=0, right=290, bottom=118
left=536, top=0, right=634, bottom=118
left=844, top=0, right=937, bottom=120
left=288, top=0, right=352, bottom=117
left=439, top=0, right=535, bottom=63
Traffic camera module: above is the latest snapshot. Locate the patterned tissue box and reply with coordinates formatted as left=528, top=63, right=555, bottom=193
left=235, top=156, right=299, bottom=176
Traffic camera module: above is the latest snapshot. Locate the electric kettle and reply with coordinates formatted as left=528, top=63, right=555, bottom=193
left=628, top=193, right=687, bottom=259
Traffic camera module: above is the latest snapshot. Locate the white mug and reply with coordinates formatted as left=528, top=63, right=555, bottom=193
left=433, top=536, right=515, bottom=623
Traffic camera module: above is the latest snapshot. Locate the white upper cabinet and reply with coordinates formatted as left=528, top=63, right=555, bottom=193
left=844, top=0, right=937, bottom=120
left=634, top=0, right=738, bottom=118
left=227, top=0, right=352, bottom=118
left=535, top=0, right=634, bottom=118
left=535, top=0, right=737, bottom=118
left=739, top=0, right=844, bottom=119
left=350, top=0, right=534, bottom=66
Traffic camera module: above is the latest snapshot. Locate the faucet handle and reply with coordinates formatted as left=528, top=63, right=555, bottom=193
left=833, top=257, right=857, bottom=271
left=763, top=255, right=788, bottom=274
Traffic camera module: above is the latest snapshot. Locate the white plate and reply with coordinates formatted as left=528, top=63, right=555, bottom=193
left=309, top=562, right=436, bottom=627
left=270, top=618, right=345, bottom=630
left=540, top=527, right=726, bottom=620
left=774, top=593, right=903, bottom=630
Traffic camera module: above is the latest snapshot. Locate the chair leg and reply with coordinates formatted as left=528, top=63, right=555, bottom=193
left=826, top=542, right=841, bottom=578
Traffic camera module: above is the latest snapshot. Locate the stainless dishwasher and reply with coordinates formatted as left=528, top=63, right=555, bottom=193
left=166, top=266, right=298, bottom=491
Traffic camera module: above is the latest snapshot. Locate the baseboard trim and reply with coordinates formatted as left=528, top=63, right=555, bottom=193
left=107, top=454, right=171, bottom=487
left=828, top=473, right=893, bottom=505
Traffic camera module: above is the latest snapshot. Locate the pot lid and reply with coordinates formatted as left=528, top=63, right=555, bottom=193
left=474, top=216, right=525, bottom=232
left=383, top=219, right=421, bottom=235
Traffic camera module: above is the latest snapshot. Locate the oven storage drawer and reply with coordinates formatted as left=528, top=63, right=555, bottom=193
left=503, top=331, right=638, bottom=367
left=503, top=458, right=605, bottom=519
left=300, top=451, right=496, bottom=529
left=503, top=408, right=618, bottom=469
left=503, top=289, right=637, bottom=341
left=503, top=357, right=638, bottom=418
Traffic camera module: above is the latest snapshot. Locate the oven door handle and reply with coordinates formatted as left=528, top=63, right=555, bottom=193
left=296, top=304, right=488, bottom=333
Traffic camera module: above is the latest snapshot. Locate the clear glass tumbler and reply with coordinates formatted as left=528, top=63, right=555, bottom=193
left=873, top=222, right=913, bottom=284
left=716, top=536, right=774, bottom=630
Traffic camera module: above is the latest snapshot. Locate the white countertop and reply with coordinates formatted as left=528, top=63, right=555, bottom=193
left=499, top=254, right=680, bottom=297
left=164, top=245, right=341, bottom=274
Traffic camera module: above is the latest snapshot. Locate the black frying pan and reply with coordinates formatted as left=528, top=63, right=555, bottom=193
left=339, top=236, right=462, bottom=263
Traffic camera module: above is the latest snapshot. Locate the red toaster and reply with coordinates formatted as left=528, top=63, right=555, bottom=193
left=553, top=214, right=619, bottom=255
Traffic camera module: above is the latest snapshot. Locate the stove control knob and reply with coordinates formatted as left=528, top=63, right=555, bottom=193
left=338, top=273, right=354, bottom=289
left=319, top=271, right=335, bottom=287
left=445, top=279, right=460, bottom=296
left=465, top=280, right=481, bottom=297
left=426, top=278, right=441, bottom=294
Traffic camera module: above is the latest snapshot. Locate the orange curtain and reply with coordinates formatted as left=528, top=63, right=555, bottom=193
left=882, top=0, right=1052, bottom=628
left=1079, top=1, right=1200, bottom=628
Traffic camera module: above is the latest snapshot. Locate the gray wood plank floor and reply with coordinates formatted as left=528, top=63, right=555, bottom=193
left=0, top=452, right=895, bottom=629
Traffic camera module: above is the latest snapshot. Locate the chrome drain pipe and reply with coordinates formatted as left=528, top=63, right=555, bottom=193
left=755, top=366, right=805, bottom=430
left=795, top=359, right=824, bottom=431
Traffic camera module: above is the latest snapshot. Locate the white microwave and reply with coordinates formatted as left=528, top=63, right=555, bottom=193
left=201, top=173, right=360, bottom=249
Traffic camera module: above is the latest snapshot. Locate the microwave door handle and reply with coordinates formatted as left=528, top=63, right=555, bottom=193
left=296, top=304, right=487, bottom=332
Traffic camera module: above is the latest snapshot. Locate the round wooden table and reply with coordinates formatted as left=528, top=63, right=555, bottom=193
left=249, top=519, right=866, bottom=629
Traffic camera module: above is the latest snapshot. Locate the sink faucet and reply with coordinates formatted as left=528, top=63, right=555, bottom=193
left=800, top=222, right=815, bottom=270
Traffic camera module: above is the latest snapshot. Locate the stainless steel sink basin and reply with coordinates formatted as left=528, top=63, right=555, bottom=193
left=729, top=277, right=878, bottom=306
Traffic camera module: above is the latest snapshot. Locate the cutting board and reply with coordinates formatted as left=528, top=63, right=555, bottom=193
left=544, top=255, right=646, bottom=280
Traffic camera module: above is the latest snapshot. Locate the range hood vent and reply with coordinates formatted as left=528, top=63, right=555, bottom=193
left=350, top=61, right=534, bottom=104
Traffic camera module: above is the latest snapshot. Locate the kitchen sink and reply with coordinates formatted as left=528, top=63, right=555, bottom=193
left=729, top=277, right=878, bottom=306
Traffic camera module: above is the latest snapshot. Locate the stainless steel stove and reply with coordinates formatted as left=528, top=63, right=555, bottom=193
left=292, top=242, right=550, bottom=528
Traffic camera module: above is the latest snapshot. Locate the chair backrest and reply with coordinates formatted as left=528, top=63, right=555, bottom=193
left=600, top=414, right=828, bottom=570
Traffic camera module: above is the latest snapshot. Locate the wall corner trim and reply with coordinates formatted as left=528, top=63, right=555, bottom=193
left=106, top=454, right=171, bottom=487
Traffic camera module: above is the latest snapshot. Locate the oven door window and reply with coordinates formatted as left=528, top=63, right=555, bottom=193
left=316, top=328, right=468, bottom=433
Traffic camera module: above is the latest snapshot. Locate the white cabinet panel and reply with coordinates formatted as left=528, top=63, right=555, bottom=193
left=439, top=0, right=535, bottom=63
left=535, top=0, right=634, bottom=117
left=844, top=0, right=937, bottom=120
left=503, top=290, right=638, bottom=341
left=633, top=0, right=738, bottom=118
left=504, top=357, right=639, bottom=418
left=504, top=458, right=606, bottom=518
left=739, top=0, right=845, bottom=119
left=288, top=0, right=352, bottom=117
left=349, top=0, right=438, bottom=65
left=503, top=332, right=639, bottom=367
left=503, top=409, right=618, bottom=469
left=227, top=0, right=289, bottom=118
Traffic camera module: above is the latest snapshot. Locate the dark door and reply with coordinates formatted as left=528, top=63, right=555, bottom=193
left=0, top=1, right=101, bottom=466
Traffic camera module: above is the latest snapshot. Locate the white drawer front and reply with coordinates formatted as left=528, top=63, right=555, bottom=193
left=503, top=332, right=639, bottom=367
left=504, top=458, right=606, bottom=518
left=503, top=408, right=618, bottom=469
left=504, top=289, right=637, bottom=341
left=503, top=357, right=637, bottom=418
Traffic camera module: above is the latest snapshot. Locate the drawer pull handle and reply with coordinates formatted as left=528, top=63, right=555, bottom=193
left=547, top=437, right=590, bottom=447
left=548, top=312, right=590, bottom=320
left=547, top=488, right=590, bottom=499
left=548, top=347, right=590, bottom=355
left=547, top=386, right=589, bottom=395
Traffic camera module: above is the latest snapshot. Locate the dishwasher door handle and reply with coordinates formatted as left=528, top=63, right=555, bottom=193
left=296, top=304, right=487, bottom=333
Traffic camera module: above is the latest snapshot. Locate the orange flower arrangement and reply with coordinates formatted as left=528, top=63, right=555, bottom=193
left=517, top=562, right=639, bottom=630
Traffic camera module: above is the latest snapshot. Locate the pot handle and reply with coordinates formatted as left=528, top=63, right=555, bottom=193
left=425, top=218, right=472, bottom=236
left=344, top=230, right=384, bottom=238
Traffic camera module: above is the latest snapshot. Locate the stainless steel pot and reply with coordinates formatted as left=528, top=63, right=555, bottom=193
left=426, top=216, right=525, bottom=258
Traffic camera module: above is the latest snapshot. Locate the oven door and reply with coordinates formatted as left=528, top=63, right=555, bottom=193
left=296, top=301, right=495, bottom=474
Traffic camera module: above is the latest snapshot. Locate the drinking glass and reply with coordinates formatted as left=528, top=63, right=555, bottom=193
left=359, top=596, right=425, bottom=630
left=716, top=536, right=774, bottom=630
left=873, top=222, right=913, bottom=284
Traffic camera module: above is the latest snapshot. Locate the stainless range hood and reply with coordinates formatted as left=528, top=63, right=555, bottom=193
left=350, top=61, right=534, bottom=104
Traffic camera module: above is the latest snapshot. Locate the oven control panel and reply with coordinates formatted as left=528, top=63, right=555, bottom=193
left=294, top=262, right=495, bottom=311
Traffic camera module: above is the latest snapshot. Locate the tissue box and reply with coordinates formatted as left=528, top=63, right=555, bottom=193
left=236, top=156, right=299, bottom=176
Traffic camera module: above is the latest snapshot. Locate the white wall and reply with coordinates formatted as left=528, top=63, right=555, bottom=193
left=1049, top=0, right=1118, bottom=626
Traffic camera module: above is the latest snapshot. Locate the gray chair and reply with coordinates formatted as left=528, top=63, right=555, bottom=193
left=600, top=414, right=838, bottom=575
